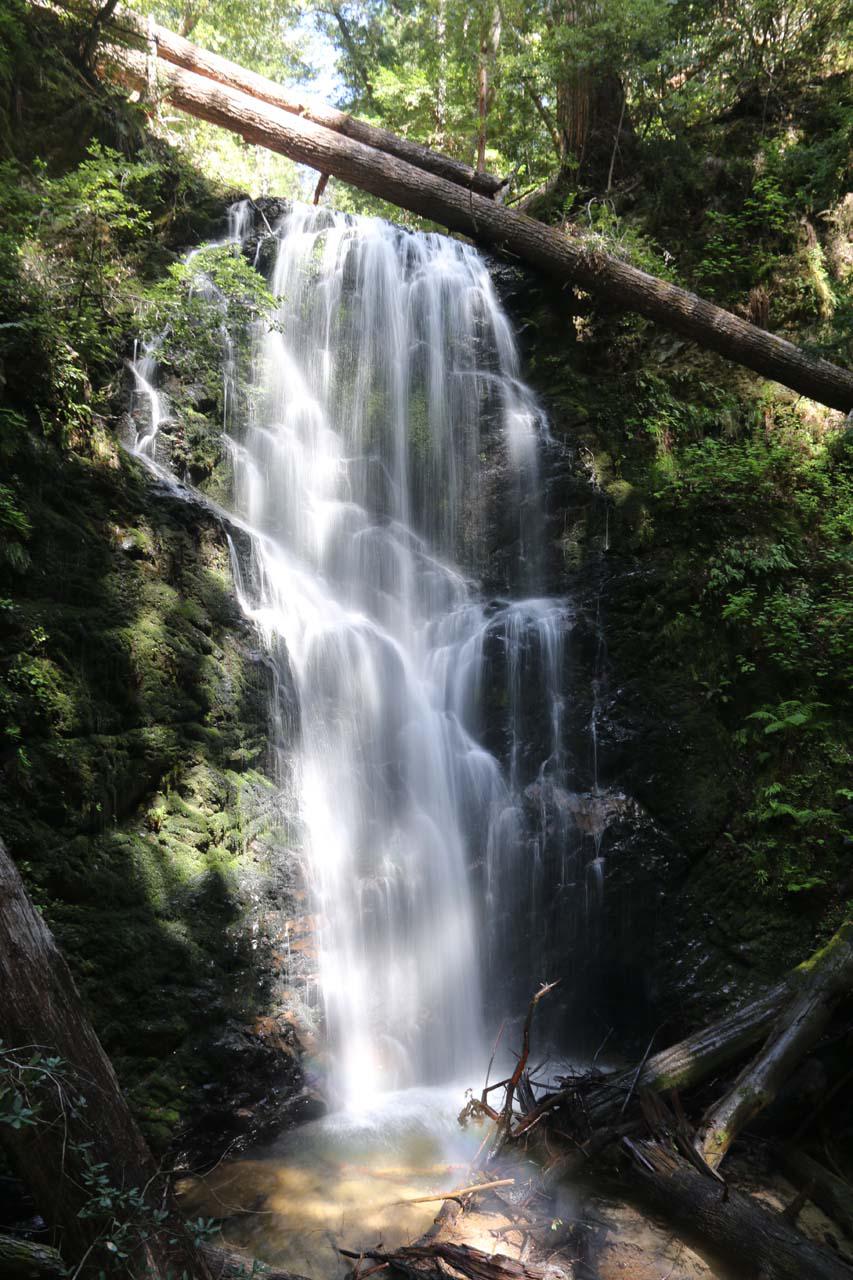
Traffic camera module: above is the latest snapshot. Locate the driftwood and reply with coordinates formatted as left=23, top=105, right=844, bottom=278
left=696, top=923, right=853, bottom=1170
left=97, top=41, right=853, bottom=412
left=622, top=1139, right=853, bottom=1280
left=506, top=926, right=853, bottom=1149
left=340, top=1242, right=549, bottom=1280
left=465, top=930, right=853, bottom=1280
left=476, top=977, right=788, bottom=1149
left=399, top=1177, right=515, bottom=1205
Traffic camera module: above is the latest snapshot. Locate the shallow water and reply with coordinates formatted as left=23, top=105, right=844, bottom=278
left=179, top=1087, right=497, bottom=1277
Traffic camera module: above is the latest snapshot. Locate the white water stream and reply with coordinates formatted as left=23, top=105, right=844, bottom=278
left=131, top=202, right=571, bottom=1114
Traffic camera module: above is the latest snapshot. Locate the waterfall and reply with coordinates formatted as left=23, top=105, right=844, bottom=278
left=131, top=202, right=573, bottom=1111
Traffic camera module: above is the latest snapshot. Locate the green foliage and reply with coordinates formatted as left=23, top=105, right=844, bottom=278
left=696, top=154, right=792, bottom=294
left=0, top=142, right=166, bottom=439
left=0, top=1041, right=226, bottom=1274
left=145, top=243, right=279, bottom=381
left=0, top=485, right=32, bottom=574
left=132, top=0, right=310, bottom=82
left=581, top=200, right=677, bottom=279
left=621, top=383, right=853, bottom=898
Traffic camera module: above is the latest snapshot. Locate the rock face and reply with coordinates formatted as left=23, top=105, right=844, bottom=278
left=488, top=257, right=833, bottom=1050
left=0, top=418, right=318, bottom=1160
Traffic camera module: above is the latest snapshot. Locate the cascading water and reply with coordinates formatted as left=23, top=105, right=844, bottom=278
left=130, top=201, right=576, bottom=1116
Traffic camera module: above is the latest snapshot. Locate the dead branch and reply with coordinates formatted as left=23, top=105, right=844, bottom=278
left=397, top=1178, right=515, bottom=1205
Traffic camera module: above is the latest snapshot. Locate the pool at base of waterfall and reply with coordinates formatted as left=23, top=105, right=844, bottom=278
left=177, top=1086, right=511, bottom=1277
left=177, top=1079, right=754, bottom=1280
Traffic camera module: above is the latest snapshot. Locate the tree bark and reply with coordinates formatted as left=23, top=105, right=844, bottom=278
left=105, top=6, right=506, bottom=197
left=696, top=922, right=853, bottom=1170
left=100, top=44, right=853, bottom=412
left=623, top=1139, right=853, bottom=1280
left=0, top=1233, right=68, bottom=1279
left=476, top=1, right=502, bottom=172
left=0, top=839, right=211, bottom=1279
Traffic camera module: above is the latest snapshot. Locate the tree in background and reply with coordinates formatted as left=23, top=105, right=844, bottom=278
left=307, top=0, right=850, bottom=216
left=132, top=0, right=311, bottom=80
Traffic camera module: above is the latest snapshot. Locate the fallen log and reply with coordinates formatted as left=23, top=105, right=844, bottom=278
left=696, top=922, right=853, bottom=1171
left=509, top=978, right=789, bottom=1142
left=105, top=7, right=506, bottom=198
left=775, top=1147, right=853, bottom=1240
left=515, top=925, right=853, bottom=1147
left=202, top=1243, right=310, bottom=1280
left=622, top=1138, right=853, bottom=1280
left=99, top=45, right=853, bottom=412
left=0, top=1233, right=67, bottom=1279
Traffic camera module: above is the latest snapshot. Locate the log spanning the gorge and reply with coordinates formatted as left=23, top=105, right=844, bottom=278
left=107, top=6, right=506, bottom=197
left=100, top=43, right=853, bottom=412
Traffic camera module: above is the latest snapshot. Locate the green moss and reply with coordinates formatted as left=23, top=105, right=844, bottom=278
left=0, top=416, right=301, bottom=1146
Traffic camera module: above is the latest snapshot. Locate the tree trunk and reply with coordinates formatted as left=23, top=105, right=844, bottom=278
left=0, top=1233, right=68, bottom=1279
left=476, top=1, right=502, bottom=172
left=99, top=44, right=853, bottom=412
left=435, top=0, right=448, bottom=148
left=105, top=5, right=506, bottom=197
left=0, top=840, right=211, bottom=1279
left=550, top=0, right=633, bottom=188
left=697, top=922, right=853, bottom=1170
left=623, top=1140, right=853, bottom=1280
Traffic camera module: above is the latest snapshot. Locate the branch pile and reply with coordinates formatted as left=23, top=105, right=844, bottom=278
left=442, top=930, right=853, bottom=1280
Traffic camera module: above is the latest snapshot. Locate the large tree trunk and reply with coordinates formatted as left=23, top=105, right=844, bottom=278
left=104, top=5, right=506, bottom=197
left=0, top=839, right=211, bottom=1279
left=623, top=1140, right=853, bottom=1280
left=696, top=922, right=853, bottom=1170
left=547, top=0, right=633, bottom=193
left=100, top=43, right=853, bottom=412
